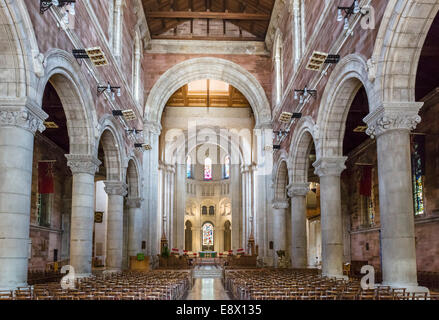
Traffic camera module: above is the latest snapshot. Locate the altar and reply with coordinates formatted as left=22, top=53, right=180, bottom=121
left=199, top=251, right=217, bottom=258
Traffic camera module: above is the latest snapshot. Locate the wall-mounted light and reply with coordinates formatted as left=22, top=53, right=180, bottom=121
left=112, top=110, right=137, bottom=121
left=274, top=130, right=290, bottom=140
left=135, top=143, right=152, bottom=151
left=98, top=82, right=121, bottom=101
left=40, top=0, right=76, bottom=14
left=306, top=51, right=341, bottom=72
left=294, top=87, right=317, bottom=103
left=72, top=47, right=108, bottom=67
left=337, top=0, right=365, bottom=31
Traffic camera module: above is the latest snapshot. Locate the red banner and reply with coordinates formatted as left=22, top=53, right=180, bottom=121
left=359, top=166, right=372, bottom=197
left=38, top=162, right=54, bottom=194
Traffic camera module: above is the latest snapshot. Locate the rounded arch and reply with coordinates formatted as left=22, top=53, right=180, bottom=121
left=36, top=49, right=98, bottom=155
left=372, top=0, right=439, bottom=102
left=274, top=160, right=289, bottom=201
left=288, top=116, right=318, bottom=184
left=273, top=29, right=284, bottom=106
left=316, top=54, right=375, bottom=158
left=0, top=0, right=41, bottom=99
left=144, top=57, right=272, bottom=127
left=126, top=158, right=140, bottom=198
left=97, top=124, right=125, bottom=182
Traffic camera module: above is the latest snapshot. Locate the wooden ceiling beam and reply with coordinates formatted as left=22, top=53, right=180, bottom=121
left=145, top=11, right=270, bottom=20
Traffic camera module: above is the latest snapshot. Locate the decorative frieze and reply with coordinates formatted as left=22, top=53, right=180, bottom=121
left=363, top=103, right=423, bottom=139
left=313, top=157, right=347, bottom=178
left=287, top=183, right=309, bottom=198
left=104, top=181, right=128, bottom=197
left=0, top=109, right=46, bottom=134
left=272, top=200, right=290, bottom=210
left=65, top=154, right=101, bottom=175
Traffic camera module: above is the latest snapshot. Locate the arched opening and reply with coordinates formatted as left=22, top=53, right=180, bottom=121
left=224, top=221, right=231, bottom=252
left=202, top=222, right=214, bottom=252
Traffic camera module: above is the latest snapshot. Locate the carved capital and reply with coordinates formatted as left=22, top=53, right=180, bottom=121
left=0, top=105, right=46, bottom=134
left=104, top=181, right=128, bottom=197
left=144, top=120, right=162, bottom=135
left=287, top=183, right=309, bottom=198
left=363, top=103, right=423, bottom=139
left=313, top=157, right=347, bottom=178
left=272, top=200, right=290, bottom=210
left=66, top=154, right=101, bottom=175
left=126, top=197, right=142, bottom=208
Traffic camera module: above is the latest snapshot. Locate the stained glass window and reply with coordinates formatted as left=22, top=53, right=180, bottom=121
left=186, top=156, right=192, bottom=179
left=202, top=223, right=214, bottom=246
left=204, top=157, right=212, bottom=180
left=224, top=155, right=230, bottom=179
left=411, top=135, right=425, bottom=216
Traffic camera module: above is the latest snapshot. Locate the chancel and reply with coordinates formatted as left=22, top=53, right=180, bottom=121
left=0, top=0, right=438, bottom=302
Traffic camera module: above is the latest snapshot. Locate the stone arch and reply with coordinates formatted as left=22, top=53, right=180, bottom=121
left=316, top=54, right=375, bottom=158
left=372, top=0, right=439, bottom=102
left=144, top=57, right=271, bottom=127
left=126, top=158, right=140, bottom=198
left=97, top=124, right=125, bottom=182
left=273, top=150, right=288, bottom=200
left=36, top=49, right=98, bottom=155
left=288, top=116, right=318, bottom=184
left=0, top=0, right=42, bottom=99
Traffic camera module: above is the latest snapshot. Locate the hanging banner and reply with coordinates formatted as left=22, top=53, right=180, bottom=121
left=38, top=161, right=55, bottom=194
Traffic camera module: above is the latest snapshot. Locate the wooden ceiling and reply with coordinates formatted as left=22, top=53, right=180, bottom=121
left=142, top=0, right=276, bottom=41
left=166, top=81, right=250, bottom=108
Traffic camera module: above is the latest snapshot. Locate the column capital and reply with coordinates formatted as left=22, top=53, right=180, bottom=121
left=272, top=200, right=290, bottom=210
left=126, top=197, right=142, bottom=208
left=165, top=164, right=175, bottom=173
left=0, top=98, right=47, bottom=134
left=66, top=154, right=101, bottom=175
left=144, top=120, right=162, bottom=135
left=104, top=181, right=128, bottom=196
left=363, top=102, right=423, bottom=139
left=287, top=183, right=309, bottom=197
left=313, top=157, right=347, bottom=178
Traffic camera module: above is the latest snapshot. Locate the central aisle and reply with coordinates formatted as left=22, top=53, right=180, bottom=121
left=185, top=266, right=230, bottom=300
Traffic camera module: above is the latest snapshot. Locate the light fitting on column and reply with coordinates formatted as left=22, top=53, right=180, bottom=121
left=72, top=47, right=108, bottom=67
left=294, top=87, right=317, bottom=103
left=279, top=112, right=302, bottom=124
left=40, top=0, right=76, bottom=14
left=134, top=143, right=152, bottom=151
left=112, top=110, right=137, bottom=121
left=98, top=82, right=121, bottom=101
left=337, top=1, right=365, bottom=31
left=306, top=51, right=341, bottom=72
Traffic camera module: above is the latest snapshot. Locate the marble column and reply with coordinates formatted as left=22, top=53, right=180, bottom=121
left=364, top=103, right=427, bottom=292
left=126, top=197, right=143, bottom=258
left=174, top=164, right=185, bottom=251
left=66, top=154, right=101, bottom=277
left=241, top=166, right=248, bottom=250
left=272, top=200, right=289, bottom=267
left=104, top=181, right=128, bottom=271
left=288, top=183, right=309, bottom=268
left=0, top=104, right=46, bottom=290
left=143, top=121, right=161, bottom=257
left=313, top=157, right=347, bottom=279
left=231, top=164, right=241, bottom=250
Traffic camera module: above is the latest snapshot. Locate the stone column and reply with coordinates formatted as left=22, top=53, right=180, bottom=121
left=364, top=103, right=427, bottom=292
left=66, top=154, right=101, bottom=277
left=126, top=197, right=143, bottom=259
left=231, top=164, right=241, bottom=250
left=104, top=181, right=128, bottom=271
left=272, top=200, right=289, bottom=267
left=288, top=183, right=309, bottom=268
left=241, top=166, right=248, bottom=250
left=0, top=104, right=46, bottom=290
left=143, top=121, right=161, bottom=257
left=174, top=164, right=185, bottom=251
left=313, top=157, right=347, bottom=279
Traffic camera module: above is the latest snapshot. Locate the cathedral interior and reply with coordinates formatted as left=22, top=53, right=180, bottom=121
left=0, top=0, right=438, bottom=302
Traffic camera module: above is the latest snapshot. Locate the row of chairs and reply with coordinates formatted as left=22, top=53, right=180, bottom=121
left=224, top=269, right=439, bottom=300
left=0, top=270, right=192, bottom=300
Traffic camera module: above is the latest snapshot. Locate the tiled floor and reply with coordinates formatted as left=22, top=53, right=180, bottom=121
left=185, top=266, right=230, bottom=300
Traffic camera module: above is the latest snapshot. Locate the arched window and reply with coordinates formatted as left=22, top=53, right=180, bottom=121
left=209, top=206, right=215, bottom=215
left=202, top=223, right=214, bottom=247
left=274, top=32, right=283, bottom=106
left=110, top=0, right=123, bottom=64
left=204, top=157, right=212, bottom=180
left=202, top=206, right=207, bottom=215
left=224, top=155, right=230, bottom=179
left=411, top=135, right=425, bottom=215
left=291, top=0, right=306, bottom=69
left=186, top=156, right=192, bottom=179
